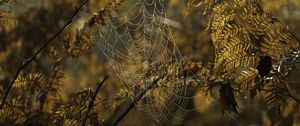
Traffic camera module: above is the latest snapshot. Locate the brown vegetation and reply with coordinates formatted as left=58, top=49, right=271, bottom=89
left=0, top=0, right=300, bottom=125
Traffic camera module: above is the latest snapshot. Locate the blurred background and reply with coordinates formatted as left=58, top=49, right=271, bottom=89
left=0, top=0, right=300, bottom=125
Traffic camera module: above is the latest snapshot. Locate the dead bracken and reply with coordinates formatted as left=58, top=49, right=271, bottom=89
left=0, top=0, right=300, bottom=125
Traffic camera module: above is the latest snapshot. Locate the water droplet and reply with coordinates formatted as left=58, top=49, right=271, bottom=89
left=143, top=61, right=149, bottom=69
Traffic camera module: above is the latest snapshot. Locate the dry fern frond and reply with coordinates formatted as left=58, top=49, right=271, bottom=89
left=186, top=0, right=198, bottom=14
left=63, top=119, right=79, bottom=126
left=240, top=0, right=299, bottom=59
left=53, top=88, right=100, bottom=125
left=85, top=0, right=125, bottom=31
left=0, top=98, right=27, bottom=124
left=14, top=73, right=45, bottom=90
left=0, top=0, right=19, bottom=6
left=263, top=73, right=292, bottom=119
left=234, top=67, right=259, bottom=90
left=0, top=108, right=13, bottom=120
left=207, top=0, right=299, bottom=74
left=64, top=0, right=125, bottom=58
left=214, top=34, right=258, bottom=73
left=206, top=1, right=260, bottom=74
left=0, top=107, right=26, bottom=124
left=260, top=25, right=299, bottom=59
left=243, top=2, right=275, bottom=35
left=222, top=52, right=257, bottom=73
left=0, top=9, right=18, bottom=33
left=191, top=0, right=300, bottom=117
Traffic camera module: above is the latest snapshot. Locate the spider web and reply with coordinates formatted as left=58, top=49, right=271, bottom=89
left=94, top=0, right=197, bottom=124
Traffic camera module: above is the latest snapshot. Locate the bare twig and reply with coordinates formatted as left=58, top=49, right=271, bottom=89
left=104, top=78, right=160, bottom=126
left=80, top=76, right=108, bottom=126
left=0, top=0, right=89, bottom=109
left=288, top=94, right=300, bottom=104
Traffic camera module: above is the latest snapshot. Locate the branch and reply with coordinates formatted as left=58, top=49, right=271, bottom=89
left=104, top=78, right=160, bottom=126
left=0, top=0, right=89, bottom=109
left=288, top=94, right=300, bottom=104
left=80, top=76, right=108, bottom=126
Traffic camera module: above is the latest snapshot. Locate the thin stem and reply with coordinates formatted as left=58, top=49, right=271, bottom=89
left=104, top=78, right=160, bottom=126
left=288, top=94, right=300, bottom=104
left=0, top=0, right=90, bottom=109
left=80, top=76, right=108, bottom=126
